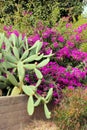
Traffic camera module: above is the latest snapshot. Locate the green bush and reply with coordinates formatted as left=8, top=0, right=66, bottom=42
left=0, top=0, right=84, bottom=30
left=0, top=0, right=60, bottom=28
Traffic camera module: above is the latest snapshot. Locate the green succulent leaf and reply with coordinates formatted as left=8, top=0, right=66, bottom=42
left=23, top=54, right=37, bottom=63
left=7, top=72, right=18, bottom=86
left=29, top=40, right=40, bottom=51
left=9, top=34, right=17, bottom=46
left=34, top=98, right=41, bottom=107
left=5, top=53, right=18, bottom=64
left=0, top=33, right=4, bottom=48
left=22, top=85, right=35, bottom=96
left=37, top=58, right=50, bottom=68
left=13, top=47, right=19, bottom=59
left=43, top=53, right=54, bottom=58
left=44, top=104, right=51, bottom=119
left=0, top=76, right=6, bottom=82
left=11, top=86, right=21, bottom=96
left=29, top=47, right=36, bottom=56
left=45, top=88, right=53, bottom=101
left=0, top=63, right=6, bottom=72
left=36, top=41, right=42, bottom=54
left=18, top=34, right=22, bottom=43
left=25, top=37, right=28, bottom=49
left=6, top=62, right=17, bottom=69
left=1, top=62, right=7, bottom=71
left=23, top=64, right=36, bottom=70
left=27, top=96, right=34, bottom=115
left=17, top=62, right=25, bottom=81
left=35, top=54, right=44, bottom=61
left=36, top=79, right=42, bottom=87
left=34, top=68, right=43, bottom=79
left=4, top=38, right=10, bottom=50
left=21, top=50, right=29, bottom=60
left=0, top=82, right=7, bottom=89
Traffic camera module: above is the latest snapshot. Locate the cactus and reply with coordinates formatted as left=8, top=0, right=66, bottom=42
left=0, top=33, right=53, bottom=118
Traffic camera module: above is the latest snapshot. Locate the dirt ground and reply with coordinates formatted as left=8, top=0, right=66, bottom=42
left=24, top=119, right=57, bottom=130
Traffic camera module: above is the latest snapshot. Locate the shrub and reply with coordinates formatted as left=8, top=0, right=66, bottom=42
left=53, top=88, right=87, bottom=130
left=3, top=22, right=87, bottom=104
left=0, top=0, right=84, bottom=30
left=0, top=0, right=60, bottom=29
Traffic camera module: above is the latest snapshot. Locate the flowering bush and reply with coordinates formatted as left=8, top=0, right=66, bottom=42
left=26, top=22, right=87, bottom=103
left=2, top=21, right=87, bottom=104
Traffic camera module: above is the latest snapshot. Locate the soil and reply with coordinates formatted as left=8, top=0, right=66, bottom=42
left=24, top=119, right=57, bottom=130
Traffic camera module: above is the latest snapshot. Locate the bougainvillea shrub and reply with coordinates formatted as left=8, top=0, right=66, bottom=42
left=3, top=22, right=87, bottom=104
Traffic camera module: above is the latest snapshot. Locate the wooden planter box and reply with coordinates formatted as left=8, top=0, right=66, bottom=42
left=0, top=95, right=53, bottom=130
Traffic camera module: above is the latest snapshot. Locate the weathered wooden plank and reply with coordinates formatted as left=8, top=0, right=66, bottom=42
left=0, top=95, right=28, bottom=106
left=0, top=95, right=29, bottom=130
left=0, top=95, right=53, bottom=130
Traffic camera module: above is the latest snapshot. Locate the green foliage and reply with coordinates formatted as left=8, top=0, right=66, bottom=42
left=27, top=95, right=34, bottom=115
left=73, top=16, right=87, bottom=28
left=58, top=0, right=83, bottom=17
left=53, top=88, right=87, bottom=130
left=80, top=42, right=87, bottom=52
left=0, top=0, right=60, bottom=33
left=0, top=0, right=84, bottom=35
left=0, top=32, right=53, bottom=118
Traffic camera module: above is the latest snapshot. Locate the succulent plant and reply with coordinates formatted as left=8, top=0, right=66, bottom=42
left=0, top=33, right=53, bottom=118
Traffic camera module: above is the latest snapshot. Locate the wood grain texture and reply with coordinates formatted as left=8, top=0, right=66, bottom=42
left=0, top=95, right=53, bottom=130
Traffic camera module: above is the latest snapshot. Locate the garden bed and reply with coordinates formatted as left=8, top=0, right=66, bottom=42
left=0, top=95, right=54, bottom=130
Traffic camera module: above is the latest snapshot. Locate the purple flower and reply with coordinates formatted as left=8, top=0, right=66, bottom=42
left=77, top=26, right=82, bottom=33
left=68, top=86, right=74, bottom=90
left=7, top=30, right=19, bottom=37
left=45, top=48, right=52, bottom=54
left=71, top=68, right=86, bottom=79
left=56, top=46, right=70, bottom=59
left=0, top=58, right=4, bottom=62
left=53, top=42, right=58, bottom=48
left=71, top=49, right=87, bottom=61
left=43, top=42, right=49, bottom=47
left=12, top=30, right=19, bottom=37
left=67, top=41, right=74, bottom=48
left=3, top=25, right=12, bottom=31
left=25, top=75, right=30, bottom=83
left=2, top=43, right=5, bottom=49
left=66, top=23, right=72, bottom=28
left=29, top=11, right=33, bottom=15
left=42, top=28, right=53, bottom=39
left=28, top=34, right=40, bottom=45
left=75, top=34, right=81, bottom=42
left=58, top=35, right=64, bottom=42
